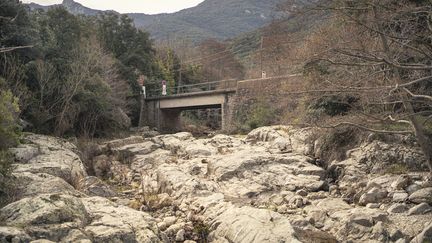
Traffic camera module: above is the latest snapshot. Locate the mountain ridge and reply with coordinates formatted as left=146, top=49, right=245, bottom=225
left=27, top=0, right=284, bottom=43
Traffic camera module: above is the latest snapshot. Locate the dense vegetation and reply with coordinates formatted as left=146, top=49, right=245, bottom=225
left=0, top=0, right=187, bottom=138
left=0, top=0, right=195, bottom=180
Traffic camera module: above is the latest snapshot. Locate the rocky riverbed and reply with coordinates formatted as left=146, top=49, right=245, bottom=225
left=1, top=126, right=431, bottom=242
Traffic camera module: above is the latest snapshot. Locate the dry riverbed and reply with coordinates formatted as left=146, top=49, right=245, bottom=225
left=1, top=126, right=431, bottom=242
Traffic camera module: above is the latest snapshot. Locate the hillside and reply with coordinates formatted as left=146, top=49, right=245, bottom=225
left=27, top=0, right=284, bottom=43
left=28, top=0, right=102, bottom=15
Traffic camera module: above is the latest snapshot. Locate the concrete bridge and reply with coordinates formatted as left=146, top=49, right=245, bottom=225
left=141, top=75, right=303, bottom=132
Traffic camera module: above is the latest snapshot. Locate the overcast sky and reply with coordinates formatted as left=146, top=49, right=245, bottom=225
left=21, top=0, right=205, bottom=14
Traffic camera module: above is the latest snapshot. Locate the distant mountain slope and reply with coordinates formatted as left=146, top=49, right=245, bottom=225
left=130, top=0, right=284, bottom=42
left=28, top=0, right=103, bottom=15
left=27, top=0, right=283, bottom=43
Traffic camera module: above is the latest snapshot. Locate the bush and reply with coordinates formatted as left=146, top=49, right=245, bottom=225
left=317, top=126, right=363, bottom=163
left=0, top=89, right=20, bottom=150
left=308, top=95, right=358, bottom=117
left=236, top=102, right=277, bottom=133
left=0, top=87, right=20, bottom=184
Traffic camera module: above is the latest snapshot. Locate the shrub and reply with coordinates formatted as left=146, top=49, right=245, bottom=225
left=234, top=101, right=277, bottom=133
left=308, top=95, right=358, bottom=117
left=317, top=126, right=363, bottom=163
left=246, top=102, right=277, bottom=130
left=0, top=89, right=20, bottom=150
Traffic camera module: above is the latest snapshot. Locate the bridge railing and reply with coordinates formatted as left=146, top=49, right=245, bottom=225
left=146, top=79, right=238, bottom=98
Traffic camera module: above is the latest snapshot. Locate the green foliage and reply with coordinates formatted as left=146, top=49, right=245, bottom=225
left=0, top=150, right=14, bottom=179
left=247, top=102, right=276, bottom=130
left=385, top=163, right=409, bottom=175
left=0, top=2, right=161, bottom=137
left=0, top=84, right=21, bottom=150
left=234, top=101, right=277, bottom=132
left=192, top=221, right=210, bottom=243
left=308, top=95, right=358, bottom=118
left=0, top=79, right=20, bottom=193
left=95, top=13, right=161, bottom=125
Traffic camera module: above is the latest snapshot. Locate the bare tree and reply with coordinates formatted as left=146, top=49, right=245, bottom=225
left=280, top=0, right=432, bottom=172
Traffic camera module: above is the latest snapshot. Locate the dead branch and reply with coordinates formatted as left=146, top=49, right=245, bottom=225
left=403, top=88, right=432, bottom=102
left=323, top=122, right=412, bottom=134
left=0, top=45, right=33, bottom=53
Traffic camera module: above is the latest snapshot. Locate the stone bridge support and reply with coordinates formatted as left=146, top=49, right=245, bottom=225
left=142, top=91, right=236, bottom=133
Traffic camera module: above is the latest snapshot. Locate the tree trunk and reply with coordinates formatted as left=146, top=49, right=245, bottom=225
left=373, top=4, right=432, bottom=173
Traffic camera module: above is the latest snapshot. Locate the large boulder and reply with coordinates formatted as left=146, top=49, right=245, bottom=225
left=0, top=194, right=89, bottom=227
left=12, top=172, right=79, bottom=199
left=207, top=150, right=325, bottom=198
left=246, top=126, right=291, bottom=143
left=409, top=187, right=432, bottom=204
left=208, top=205, right=302, bottom=243
left=13, top=149, right=86, bottom=185
left=82, top=197, right=160, bottom=242
left=113, top=141, right=161, bottom=157
left=9, top=134, right=87, bottom=185
left=358, top=187, right=388, bottom=206
left=183, top=142, right=216, bottom=158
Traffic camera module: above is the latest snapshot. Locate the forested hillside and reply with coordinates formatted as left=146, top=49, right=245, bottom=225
left=0, top=0, right=188, bottom=139
left=28, top=0, right=284, bottom=43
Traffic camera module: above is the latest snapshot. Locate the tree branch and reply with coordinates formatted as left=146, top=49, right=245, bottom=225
left=403, top=88, right=432, bottom=102
left=323, top=122, right=412, bottom=134
left=0, top=45, right=33, bottom=53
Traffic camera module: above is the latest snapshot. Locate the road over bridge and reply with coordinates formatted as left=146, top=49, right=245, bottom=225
left=141, top=75, right=303, bottom=132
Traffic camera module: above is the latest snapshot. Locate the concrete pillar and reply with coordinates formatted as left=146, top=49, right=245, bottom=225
left=160, top=109, right=182, bottom=133
left=222, top=93, right=235, bottom=132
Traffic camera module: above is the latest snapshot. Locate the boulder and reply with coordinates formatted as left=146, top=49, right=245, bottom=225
left=0, top=194, right=89, bottom=227
left=78, top=176, right=116, bottom=197
left=387, top=203, right=409, bottom=214
left=392, top=191, right=409, bottom=202
left=208, top=205, right=331, bottom=243
left=406, top=183, right=422, bottom=194
left=81, top=197, right=159, bottom=243
left=12, top=172, right=78, bottom=199
left=409, top=187, right=432, bottom=204
left=246, top=126, right=291, bottom=143
left=22, top=134, right=78, bottom=153
left=173, top=132, right=193, bottom=141
left=408, top=202, right=432, bottom=215
left=183, top=142, right=215, bottom=157
left=330, top=208, right=387, bottom=227
left=391, top=175, right=411, bottom=190
left=359, top=187, right=388, bottom=205
left=13, top=149, right=86, bottom=185
left=114, top=141, right=161, bottom=157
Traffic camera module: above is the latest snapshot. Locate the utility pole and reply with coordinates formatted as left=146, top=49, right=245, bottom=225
left=260, top=36, right=264, bottom=78
left=177, top=61, right=182, bottom=94
left=137, top=75, right=145, bottom=127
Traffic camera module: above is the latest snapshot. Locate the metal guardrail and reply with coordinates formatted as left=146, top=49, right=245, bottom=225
left=146, top=79, right=238, bottom=98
